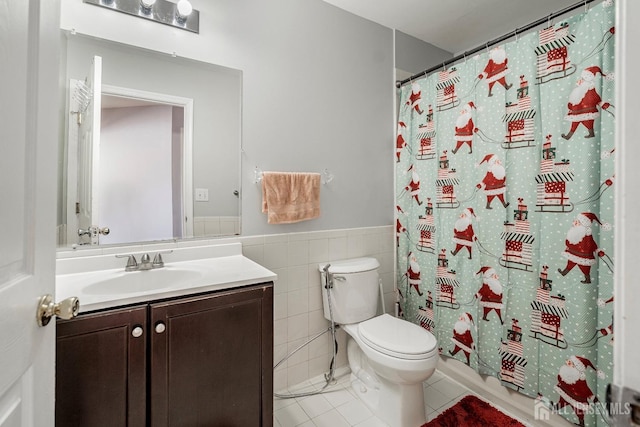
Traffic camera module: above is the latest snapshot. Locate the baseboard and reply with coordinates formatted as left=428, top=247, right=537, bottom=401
left=436, top=357, right=574, bottom=427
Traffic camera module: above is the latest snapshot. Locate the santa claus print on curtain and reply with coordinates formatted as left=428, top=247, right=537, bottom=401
left=406, top=82, right=424, bottom=115
left=475, top=266, right=504, bottom=324
left=478, top=46, right=513, bottom=97
left=402, top=164, right=423, bottom=206
left=451, top=208, right=476, bottom=259
left=405, top=252, right=424, bottom=296
left=396, top=121, right=407, bottom=163
left=395, top=2, right=614, bottom=426
left=557, top=212, right=611, bottom=284
left=449, top=312, right=475, bottom=365
left=562, top=66, right=613, bottom=140
left=553, top=356, right=605, bottom=427
left=452, top=102, right=477, bottom=154
left=476, top=153, right=509, bottom=209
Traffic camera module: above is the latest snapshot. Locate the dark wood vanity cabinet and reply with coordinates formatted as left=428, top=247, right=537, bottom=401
left=55, top=305, right=148, bottom=427
left=150, top=284, right=274, bottom=427
left=55, top=283, right=273, bottom=427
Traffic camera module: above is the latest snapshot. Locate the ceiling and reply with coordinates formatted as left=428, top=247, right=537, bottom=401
left=322, top=0, right=585, bottom=53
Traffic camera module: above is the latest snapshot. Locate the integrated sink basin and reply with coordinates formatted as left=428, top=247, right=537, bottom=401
left=55, top=243, right=278, bottom=313
left=82, top=268, right=205, bottom=295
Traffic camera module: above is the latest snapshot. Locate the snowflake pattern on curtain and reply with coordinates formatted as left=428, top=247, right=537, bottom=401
left=396, top=3, right=615, bottom=426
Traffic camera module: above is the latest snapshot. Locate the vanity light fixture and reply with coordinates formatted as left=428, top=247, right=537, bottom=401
left=83, top=0, right=200, bottom=33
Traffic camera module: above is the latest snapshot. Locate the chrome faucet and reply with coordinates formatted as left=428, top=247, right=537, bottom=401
left=115, top=250, right=173, bottom=272
left=139, top=253, right=153, bottom=270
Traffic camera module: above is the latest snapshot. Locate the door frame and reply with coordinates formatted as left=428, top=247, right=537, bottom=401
left=65, top=83, right=194, bottom=244
left=614, top=0, right=639, bottom=392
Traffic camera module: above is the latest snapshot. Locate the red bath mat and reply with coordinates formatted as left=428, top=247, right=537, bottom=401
left=423, top=395, right=527, bottom=427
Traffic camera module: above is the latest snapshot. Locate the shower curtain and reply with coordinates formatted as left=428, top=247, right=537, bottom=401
left=396, top=3, right=615, bottom=426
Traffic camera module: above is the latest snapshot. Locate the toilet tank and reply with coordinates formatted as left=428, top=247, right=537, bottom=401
left=319, top=257, right=380, bottom=324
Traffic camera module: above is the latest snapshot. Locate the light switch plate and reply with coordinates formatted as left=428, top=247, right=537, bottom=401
left=195, top=188, right=209, bottom=202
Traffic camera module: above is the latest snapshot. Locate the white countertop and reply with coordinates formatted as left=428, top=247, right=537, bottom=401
left=56, top=244, right=277, bottom=313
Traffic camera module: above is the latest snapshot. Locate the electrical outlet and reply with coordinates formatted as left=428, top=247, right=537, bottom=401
left=195, top=188, right=209, bottom=202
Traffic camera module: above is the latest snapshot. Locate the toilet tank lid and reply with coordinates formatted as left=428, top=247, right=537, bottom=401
left=319, top=258, right=380, bottom=274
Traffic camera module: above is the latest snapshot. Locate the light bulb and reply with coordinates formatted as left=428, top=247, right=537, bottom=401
left=140, top=0, right=156, bottom=14
left=176, top=0, right=193, bottom=19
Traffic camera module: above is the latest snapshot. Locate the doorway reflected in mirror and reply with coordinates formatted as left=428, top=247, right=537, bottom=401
left=57, top=31, right=242, bottom=249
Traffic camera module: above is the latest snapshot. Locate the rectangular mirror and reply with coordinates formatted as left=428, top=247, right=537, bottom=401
left=57, top=31, right=242, bottom=249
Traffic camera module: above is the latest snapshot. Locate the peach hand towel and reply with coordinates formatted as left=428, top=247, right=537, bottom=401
left=261, top=172, right=321, bottom=224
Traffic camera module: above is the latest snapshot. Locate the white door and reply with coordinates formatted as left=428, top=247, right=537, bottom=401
left=75, top=56, right=103, bottom=245
left=0, top=0, right=61, bottom=426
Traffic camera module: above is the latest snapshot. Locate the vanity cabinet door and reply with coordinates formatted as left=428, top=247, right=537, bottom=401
left=150, top=283, right=274, bottom=427
left=55, top=306, right=147, bottom=427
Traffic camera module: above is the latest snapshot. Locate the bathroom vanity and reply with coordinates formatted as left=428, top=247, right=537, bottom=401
left=54, top=243, right=276, bottom=427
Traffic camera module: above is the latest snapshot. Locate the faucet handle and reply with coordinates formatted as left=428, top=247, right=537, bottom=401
left=152, top=250, right=173, bottom=268
left=116, top=254, right=138, bottom=271
left=152, top=253, right=165, bottom=268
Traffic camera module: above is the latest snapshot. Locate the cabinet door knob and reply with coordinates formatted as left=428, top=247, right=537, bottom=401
left=132, top=326, right=144, bottom=338
left=155, top=322, right=166, bottom=334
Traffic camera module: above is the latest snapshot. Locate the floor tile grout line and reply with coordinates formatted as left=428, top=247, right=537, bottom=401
left=276, top=369, right=529, bottom=427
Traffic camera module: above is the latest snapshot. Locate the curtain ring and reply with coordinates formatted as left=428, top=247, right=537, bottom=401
left=442, top=61, right=446, bottom=72
left=463, top=51, right=467, bottom=64
left=585, top=0, right=588, bottom=12
left=514, top=28, right=518, bottom=42
left=486, top=42, right=489, bottom=53
left=548, top=13, right=552, bottom=28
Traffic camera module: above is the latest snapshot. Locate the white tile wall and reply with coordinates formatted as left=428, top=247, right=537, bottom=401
left=193, top=216, right=240, bottom=237
left=240, top=225, right=396, bottom=391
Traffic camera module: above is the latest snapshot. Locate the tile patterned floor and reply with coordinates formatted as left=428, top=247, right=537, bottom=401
left=273, top=368, right=488, bottom=427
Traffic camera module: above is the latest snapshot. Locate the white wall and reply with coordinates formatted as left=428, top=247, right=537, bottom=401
left=394, top=30, right=453, bottom=76
left=60, top=0, right=395, bottom=237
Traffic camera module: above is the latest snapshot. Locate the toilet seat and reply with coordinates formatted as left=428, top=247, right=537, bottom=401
left=357, top=314, right=438, bottom=360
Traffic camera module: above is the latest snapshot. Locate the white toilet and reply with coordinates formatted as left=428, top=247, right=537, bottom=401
left=319, top=257, right=438, bottom=427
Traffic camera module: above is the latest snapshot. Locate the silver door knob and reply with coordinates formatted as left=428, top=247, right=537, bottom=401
left=36, top=295, right=80, bottom=327
left=132, top=326, right=144, bottom=338
left=155, top=322, right=166, bottom=333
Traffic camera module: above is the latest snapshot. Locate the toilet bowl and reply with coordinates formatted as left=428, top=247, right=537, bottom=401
left=319, top=258, right=438, bottom=427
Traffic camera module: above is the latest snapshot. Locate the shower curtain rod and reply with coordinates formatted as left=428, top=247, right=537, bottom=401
left=396, top=0, right=598, bottom=88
